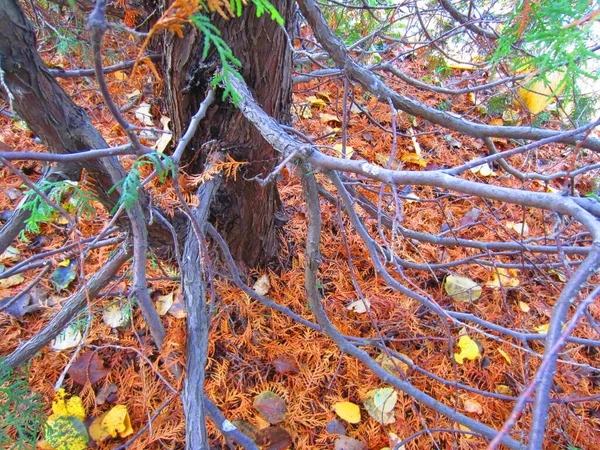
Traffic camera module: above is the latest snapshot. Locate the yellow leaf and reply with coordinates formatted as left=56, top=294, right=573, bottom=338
left=51, top=389, right=86, bottom=421
left=495, top=384, right=512, bottom=395
left=89, top=412, right=111, bottom=442
left=463, top=399, right=483, bottom=414
left=306, top=95, right=327, bottom=107
left=316, top=91, right=332, bottom=102
left=518, top=301, right=530, bottom=312
left=400, top=153, right=427, bottom=167
left=549, top=269, right=567, bottom=282
left=497, top=348, right=512, bottom=364
left=517, top=72, right=565, bottom=115
left=536, top=323, right=549, bottom=334
left=319, top=113, right=341, bottom=126
left=446, top=61, right=478, bottom=70
left=333, top=401, right=361, bottom=424
left=490, top=118, right=504, bottom=126
left=112, top=71, right=128, bottom=81
left=458, top=423, right=475, bottom=439
left=90, top=405, right=134, bottom=440
left=454, top=335, right=481, bottom=364
left=445, top=274, right=482, bottom=303
left=332, top=144, right=354, bottom=159
left=57, top=259, right=71, bottom=267
left=486, top=268, right=520, bottom=288
left=44, top=416, right=88, bottom=450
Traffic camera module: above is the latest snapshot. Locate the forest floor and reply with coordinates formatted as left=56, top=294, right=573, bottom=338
left=1, top=5, right=600, bottom=450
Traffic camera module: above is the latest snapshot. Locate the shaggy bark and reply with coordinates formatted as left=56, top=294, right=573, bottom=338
left=157, top=1, right=294, bottom=268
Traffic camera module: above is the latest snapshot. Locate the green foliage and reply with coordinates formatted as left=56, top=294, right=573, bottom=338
left=20, top=181, right=96, bottom=236
left=192, top=0, right=282, bottom=102
left=246, top=0, right=284, bottom=25
left=487, top=94, right=512, bottom=116
left=0, top=365, right=44, bottom=449
left=109, top=152, right=176, bottom=212
left=190, top=13, right=243, bottom=103
left=494, top=0, right=599, bottom=102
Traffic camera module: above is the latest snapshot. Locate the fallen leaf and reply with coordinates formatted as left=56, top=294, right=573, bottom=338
left=102, top=302, right=131, bottom=329
left=44, top=416, right=88, bottom=450
left=375, top=353, right=413, bottom=375
left=89, top=405, right=133, bottom=442
left=51, top=260, right=77, bottom=291
left=319, top=113, right=341, bottom=126
left=517, top=71, right=565, bottom=114
left=375, top=152, right=401, bottom=169
left=112, top=71, right=128, bottom=81
left=506, top=221, right=530, bottom=237
left=444, top=134, right=462, bottom=148
left=315, top=91, right=332, bottom=102
left=463, top=398, right=483, bottom=414
left=255, top=427, right=291, bottom=450
left=332, top=143, right=354, bottom=159
left=400, top=153, right=427, bottom=167
left=51, top=322, right=83, bottom=351
left=254, top=391, right=286, bottom=424
left=68, top=352, right=109, bottom=386
left=96, top=383, right=118, bottom=406
left=333, top=401, right=361, bottom=424
left=273, top=355, right=300, bottom=375
left=155, top=291, right=174, bottom=316
left=0, top=245, right=20, bottom=262
left=51, top=389, right=86, bottom=420
left=486, top=268, right=520, bottom=288
left=168, top=293, right=187, bottom=318
left=470, top=162, right=495, bottom=177
left=445, top=274, right=482, bottom=303
left=518, top=301, right=530, bottom=312
left=536, top=323, right=549, bottom=334
left=0, top=285, right=47, bottom=317
left=325, top=418, right=346, bottom=435
left=0, top=273, right=24, bottom=289
left=135, top=103, right=154, bottom=126
left=363, top=388, right=397, bottom=424
left=253, top=274, right=271, bottom=296
left=334, top=436, right=367, bottom=450
left=306, top=95, right=327, bottom=107
left=153, top=132, right=172, bottom=154
left=346, top=298, right=370, bottom=313
left=460, top=208, right=481, bottom=226
left=497, top=348, right=512, bottom=364
left=454, top=335, right=481, bottom=364
left=495, top=384, right=512, bottom=395
left=362, top=131, right=374, bottom=143
left=230, top=420, right=257, bottom=440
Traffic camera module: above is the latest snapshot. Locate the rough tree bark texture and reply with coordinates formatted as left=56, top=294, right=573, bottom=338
left=158, top=1, right=294, bottom=268
left=0, top=0, right=121, bottom=210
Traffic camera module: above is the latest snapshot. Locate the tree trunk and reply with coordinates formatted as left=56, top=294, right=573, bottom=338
left=159, top=1, right=294, bottom=268
left=0, top=0, right=121, bottom=210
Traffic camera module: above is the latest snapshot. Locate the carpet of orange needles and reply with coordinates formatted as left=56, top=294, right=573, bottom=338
left=1, top=7, right=600, bottom=450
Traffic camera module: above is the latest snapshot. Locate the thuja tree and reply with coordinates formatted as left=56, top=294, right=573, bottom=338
left=0, top=0, right=599, bottom=449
